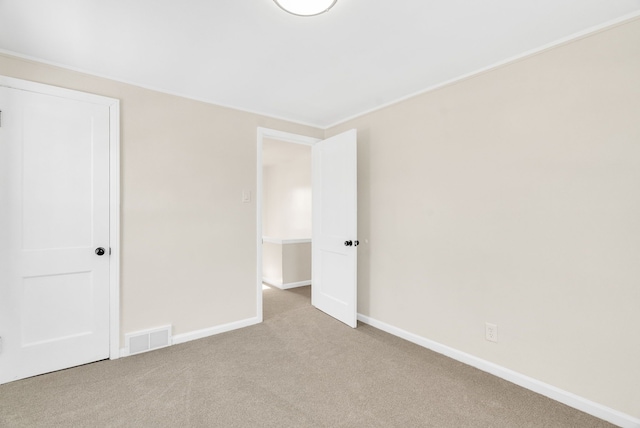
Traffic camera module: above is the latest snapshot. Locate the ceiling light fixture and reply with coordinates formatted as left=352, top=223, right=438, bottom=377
left=273, top=0, right=338, bottom=17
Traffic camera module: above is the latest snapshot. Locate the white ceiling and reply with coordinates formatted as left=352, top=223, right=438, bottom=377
left=1, top=0, right=639, bottom=128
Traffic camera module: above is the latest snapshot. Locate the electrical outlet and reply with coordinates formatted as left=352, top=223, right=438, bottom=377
left=485, top=323, right=498, bottom=343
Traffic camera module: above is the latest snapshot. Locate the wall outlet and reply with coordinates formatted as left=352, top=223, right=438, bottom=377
left=485, top=323, right=498, bottom=342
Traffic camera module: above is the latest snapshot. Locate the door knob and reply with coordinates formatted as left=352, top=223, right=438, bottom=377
left=95, top=247, right=106, bottom=256
left=344, top=240, right=353, bottom=247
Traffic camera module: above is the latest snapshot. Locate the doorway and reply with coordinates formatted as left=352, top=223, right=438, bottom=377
left=256, top=127, right=358, bottom=327
left=257, top=129, right=319, bottom=320
left=262, top=138, right=312, bottom=289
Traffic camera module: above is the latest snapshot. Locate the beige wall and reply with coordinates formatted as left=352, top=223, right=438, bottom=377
left=0, top=53, right=323, bottom=344
left=262, top=241, right=311, bottom=287
left=283, top=242, right=312, bottom=284
left=262, top=139, right=312, bottom=239
left=326, top=17, right=640, bottom=417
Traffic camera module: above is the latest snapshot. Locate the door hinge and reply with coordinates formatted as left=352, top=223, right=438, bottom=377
left=109, top=247, right=112, bottom=255
left=0, top=110, right=2, bottom=127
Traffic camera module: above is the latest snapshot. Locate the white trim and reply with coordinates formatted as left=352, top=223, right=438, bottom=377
left=0, top=75, right=121, bottom=362
left=171, top=317, right=260, bottom=346
left=262, top=277, right=283, bottom=287
left=257, top=127, right=321, bottom=324
left=0, top=50, right=322, bottom=130
left=257, top=132, right=264, bottom=323
left=279, top=280, right=312, bottom=290
left=0, top=74, right=121, bottom=106
left=357, top=314, right=640, bottom=428
left=108, top=96, right=121, bottom=361
left=258, top=127, right=320, bottom=146
left=263, top=237, right=312, bottom=245
left=263, top=278, right=312, bottom=290
left=325, top=10, right=640, bottom=129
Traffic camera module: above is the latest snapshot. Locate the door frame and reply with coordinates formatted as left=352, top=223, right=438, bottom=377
left=256, top=127, right=320, bottom=321
left=0, top=75, right=121, bottom=360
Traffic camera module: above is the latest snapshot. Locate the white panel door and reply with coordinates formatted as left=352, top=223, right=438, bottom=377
left=0, top=86, right=111, bottom=384
left=312, top=129, right=357, bottom=328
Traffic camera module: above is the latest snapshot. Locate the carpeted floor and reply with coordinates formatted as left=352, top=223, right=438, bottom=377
left=0, top=285, right=613, bottom=427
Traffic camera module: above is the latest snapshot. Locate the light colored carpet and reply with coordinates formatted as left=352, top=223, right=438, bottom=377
left=0, top=285, right=613, bottom=427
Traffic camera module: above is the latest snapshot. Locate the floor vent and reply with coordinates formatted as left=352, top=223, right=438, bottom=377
left=125, top=325, right=172, bottom=356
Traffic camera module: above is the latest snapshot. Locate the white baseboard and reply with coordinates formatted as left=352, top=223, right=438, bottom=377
left=262, top=277, right=282, bottom=287
left=120, top=316, right=260, bottom=357
left=172, top=317, right=261, bottom=345
left=357, top=314, right=640, bottom=428
left=281, top=280, right=311, bottom=289
left=263, top=278, right=311, bottom=290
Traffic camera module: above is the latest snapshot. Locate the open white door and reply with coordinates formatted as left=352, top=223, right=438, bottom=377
left=0, top=85, right=111, bottom=384
left=312, top=129, right=357, bottom=328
